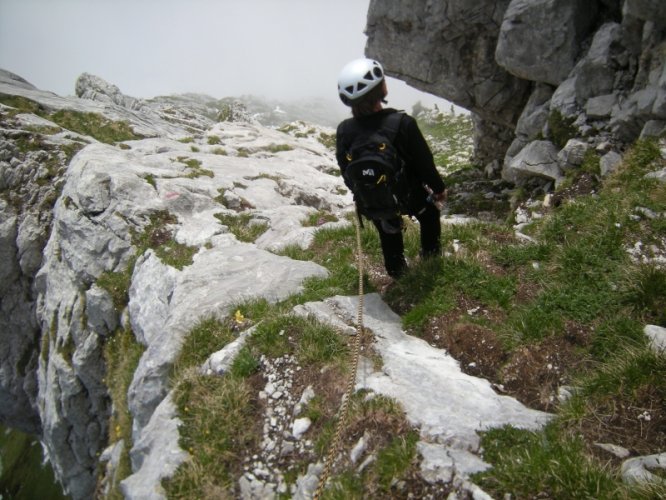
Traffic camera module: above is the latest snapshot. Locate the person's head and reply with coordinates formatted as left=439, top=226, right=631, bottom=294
left=337, top=58, right=388, bottom=118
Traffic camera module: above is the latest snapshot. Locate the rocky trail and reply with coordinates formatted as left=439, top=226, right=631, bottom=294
left=0, top=68, right=557, bottom=499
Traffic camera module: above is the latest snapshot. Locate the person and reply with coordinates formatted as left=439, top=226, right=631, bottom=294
left=335, top=58, right=447, bottom=278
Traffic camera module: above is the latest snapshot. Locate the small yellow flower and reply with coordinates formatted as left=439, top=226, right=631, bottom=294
left=234, top=309, right=245, bottom=324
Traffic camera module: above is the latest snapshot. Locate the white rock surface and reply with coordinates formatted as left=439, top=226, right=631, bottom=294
left=644, top=324, right=666, bottom=354
left=299, top=294, right=551, bottom=486
left=621, top=452, right=666, bottom=485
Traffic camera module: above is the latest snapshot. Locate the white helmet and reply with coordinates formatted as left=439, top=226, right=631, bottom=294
left=337, top=58, right=385, bottom=106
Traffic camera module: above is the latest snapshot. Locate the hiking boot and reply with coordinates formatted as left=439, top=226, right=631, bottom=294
left=386, top=258, right=408, bottom=279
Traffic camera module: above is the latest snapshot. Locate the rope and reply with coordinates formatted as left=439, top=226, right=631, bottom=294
left=313, top=214, right=365, bottom=499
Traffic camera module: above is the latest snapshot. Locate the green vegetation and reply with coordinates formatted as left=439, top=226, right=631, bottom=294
left=475, top=423, right=622, bottom=499
left=175, top=156, right=214, bottom=178
left=95, top=210, right=197, bottom=491
left=321, top=395, right=419, bottom=499
left=102, top=328, right=145, bottom=499
left=0, top=426, right=69, bottom=500
left=49, top=110, right=142, bottom=144
left=548, top=109, right=578, bottom=148
left=0, top=94, right=45, bottom=115
left=165, top=132, right=666, bottom=496
left=302, top=210, right=339, bottom=227
left=318, top=131, right=336, bottom=150
left=267, top=143, right=293, bottom=153
left=97, top=210, right=197, bottom=312
left=165, top=310, right=349, bottom=497
left=214, top=212, right=269, bottom=243
left=0, top=94, right=143, bottom=144
left=130, top=210, right=197, bottom=270
left=416, top=109, right=474, bottom=171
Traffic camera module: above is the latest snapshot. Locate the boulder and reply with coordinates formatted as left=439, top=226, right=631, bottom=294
left=515, top=84, right=553, bottom=140
left=75, top=73, right=143, bottom=111
left=550, top=77, right=580, bottom=118
left=586, top=94, right=618, bottom=119
left=600, top=150, right=623, bottom=176
left=558, top=139, right=590, bottom=170
left=640, top=120, right=666, bottom=138
left=496, top=0, right=598, bottom=86
left=571, top=23, right=623, bottom=101
left=503, top=140, right=562, bottom=183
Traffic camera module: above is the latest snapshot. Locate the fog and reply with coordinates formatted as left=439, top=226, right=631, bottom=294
left=0, top=0, right=458, bottom=113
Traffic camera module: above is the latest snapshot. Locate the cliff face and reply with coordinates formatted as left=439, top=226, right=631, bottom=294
left=0, top=71, right=346, bottom=499
left=366, top=0, right=666, bottom=182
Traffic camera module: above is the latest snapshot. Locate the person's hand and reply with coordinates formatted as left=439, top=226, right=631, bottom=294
left=432, top=189, right=447, bottom=204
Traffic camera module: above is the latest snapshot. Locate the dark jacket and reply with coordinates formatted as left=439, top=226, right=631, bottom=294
left=335, top=108, right=445, bottom=215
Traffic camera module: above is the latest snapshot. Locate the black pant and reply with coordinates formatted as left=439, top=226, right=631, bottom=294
left=372, top=203, right=441, bottom=278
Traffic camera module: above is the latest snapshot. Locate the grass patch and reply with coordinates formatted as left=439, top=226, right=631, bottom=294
left=548, top=109, right=578, bottom=149
left=0, top=95, right=142, bottom=144
left=97, top=269, right=133, bottom=313
left=166, top=308, right=348, bottom=497
left=474, top=423, right=623, bottom=499
left=214, top=212, right=268, bottom=243
left=416, top=110, right=474, bottom=170
left=165, top=308, right=266, bottom=497
left=175, top=156, right=214, bottom=178
left=318, top=131, right=336, bottom=150
left=247, top=314, right=346, bottom=365
left=173, top=318, right=237, bottom=373
left=302, top=210, right=339, bottom=227
left=50, top=110, right=142, bottom=144
left=102, top=328, right=145, bottom=498
left=320, top=393, right=421, bottom=499
left=131, top=210, right=197, bottom=270
left=277, top=221, right=374, bottom=304
left=165, top=373, right=258, bottom=497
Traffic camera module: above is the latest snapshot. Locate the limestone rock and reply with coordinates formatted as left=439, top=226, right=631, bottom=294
left=586, top=94, right=618, bottom=119
left=515, top=84, right=553, bottom=140
left=600, top=150, right=623, bottom=176
left=0, top=69, right=345, bottom=499
left=504, top=140, right=562, bottom=183
left=571, top=22, right=623, bottom=101
left=558, top=139, right=590, bottom=170
left=120, top=393, right=188, bottom=500
left=76, top=73, right=143, bottom=111
left=366, top=0, right=666, bottom=180
left=365, top=0, right=531, bottom=166
left=621, top=452, right=666, bottom=485
left=496, top=0, right=598, bottom=86
left=644, top=325, right=666, bottom=353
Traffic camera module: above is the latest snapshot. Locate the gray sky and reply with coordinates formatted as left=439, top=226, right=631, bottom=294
left=0, top=0, right=457, bottom=112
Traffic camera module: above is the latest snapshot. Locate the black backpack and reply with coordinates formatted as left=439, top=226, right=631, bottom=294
left=342, top=112, right=407, bottom=221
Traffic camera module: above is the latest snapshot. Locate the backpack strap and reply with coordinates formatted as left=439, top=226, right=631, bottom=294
left=341, top=110, right=404, bottom=145
left=379, top=111, right=404, bottom=144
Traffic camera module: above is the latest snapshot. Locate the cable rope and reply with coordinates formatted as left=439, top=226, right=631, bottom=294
left=313, top=214, right=365, bottom=499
